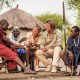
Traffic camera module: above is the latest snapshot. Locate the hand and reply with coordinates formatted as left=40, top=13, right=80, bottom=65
left=27, top=42, right=32, bottom=47
left=10, top=45, right=15, bottom=50
left=32, top=42, right=36, bottom=46
left=45, top=45, right=49, bottom=50
left=41, top=48, right=46, bottom=52
left=14, top=44, right=21, bottom=48
left=20, top=45, right=25, bottom=48
left=69, top=52, right=74, bottom=61
left=41, top=45, right=49, bottom=52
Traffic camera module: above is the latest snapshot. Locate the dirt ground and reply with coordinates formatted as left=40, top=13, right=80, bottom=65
left=16, top=77, right=80, bottom=80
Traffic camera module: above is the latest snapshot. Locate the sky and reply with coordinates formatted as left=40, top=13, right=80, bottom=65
left=0, top=0, right=77, bottom=25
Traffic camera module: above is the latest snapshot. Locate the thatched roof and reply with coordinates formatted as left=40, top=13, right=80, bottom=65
left=0, top=6, right=44, bottom=30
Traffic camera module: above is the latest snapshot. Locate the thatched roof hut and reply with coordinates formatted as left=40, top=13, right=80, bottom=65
left=0, top=5, right=44, bottom=30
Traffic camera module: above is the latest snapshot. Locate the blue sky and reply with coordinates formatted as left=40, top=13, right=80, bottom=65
left=0, top=0, right=77, bottom=25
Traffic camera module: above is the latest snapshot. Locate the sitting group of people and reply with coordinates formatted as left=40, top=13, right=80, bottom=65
left=0, top=19, right=80, bottom=76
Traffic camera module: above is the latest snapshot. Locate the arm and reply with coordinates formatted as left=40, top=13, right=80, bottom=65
left=66, top=37, right=74, bottom=60
left=56, top=30, right=63, bottom=47
left=19, top=37, right=27, bottom=43
left=2, top=35, right=14, bottom=46
left=66, top=45, right=74, bottom=60
left=45, top=30, right=63, bottom=49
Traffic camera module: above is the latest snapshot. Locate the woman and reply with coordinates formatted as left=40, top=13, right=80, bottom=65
left=25, top=26, right=42, bottom=71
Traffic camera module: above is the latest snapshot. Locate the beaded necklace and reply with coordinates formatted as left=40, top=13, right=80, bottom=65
left=74, top=37, right=79, bottom=47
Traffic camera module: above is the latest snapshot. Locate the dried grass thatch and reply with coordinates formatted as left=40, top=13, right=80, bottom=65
left=0, top=6, right=44, bottom=30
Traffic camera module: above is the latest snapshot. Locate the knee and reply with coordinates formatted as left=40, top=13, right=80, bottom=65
left=36, top=50, right=43, bottom=56
left=54, top=47, right=62, bottom=52
left=60, top=50, right=66, bottom=58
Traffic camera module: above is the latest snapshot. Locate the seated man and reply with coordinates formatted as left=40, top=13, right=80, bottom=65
left=61, top=26, right=80, bottom=75
left=0, top=19, right=36, bottom=74
left=9, top=26, right=29, bottom=72
left=9, top=27, right=29, bottom=64
left=36, top=20, right=62, bottom=72
left=24, top=26, right=42, bottom=71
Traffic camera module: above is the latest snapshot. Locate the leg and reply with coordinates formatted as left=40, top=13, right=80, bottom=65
left=25, top=53, right=29, bottom=67
left=35, top=56, right=39, bottom=71
left=20, top=54, right=26, bottom=72
left=36, top=49, right=53, bottom=72
left=13, top=57, right=36, bottom=74
left=51, top=47, right=62, bottom=72
left=20, top=49, right=30, bottom=67
left=0, top=47, right=36, bottom=74
left=61, top=50, right=72, bottom=70
left=35, top=57, right=39, bottom=67
left=29, top=50, right=35, bottom=71
left=26, top=48, right=32, bottom=66
left=36, top=50, right=50, bottom=66
left=30, top=56, right=35, bottom=71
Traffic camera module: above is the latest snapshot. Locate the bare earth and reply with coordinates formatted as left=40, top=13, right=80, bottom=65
left=0, top=71, right=80, bottom=80
left=0, top=56, right=79, bottom=80
left=20, top=77, right=80, bottom=80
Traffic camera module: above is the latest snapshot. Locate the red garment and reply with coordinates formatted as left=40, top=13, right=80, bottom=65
left=0, top=27, right=6, bottom=49
left=0, top=47, right=18, bottom=60
left=7, top=61, right=17, bottom=71
left=0, top=27, right=18, bottom=60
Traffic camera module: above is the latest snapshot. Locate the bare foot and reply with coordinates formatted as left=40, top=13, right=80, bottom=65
left=24, top=67, right=37, bottom=74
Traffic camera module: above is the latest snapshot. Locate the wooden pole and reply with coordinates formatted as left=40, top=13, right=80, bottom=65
left=63, top=1, right=66, bottom=48
left=62, top=1, right=67, bottom=72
